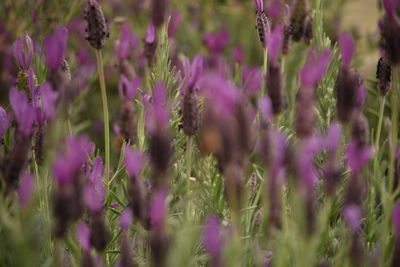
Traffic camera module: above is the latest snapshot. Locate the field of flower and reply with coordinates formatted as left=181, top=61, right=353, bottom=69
left=0, top=0, right=399, bottom=266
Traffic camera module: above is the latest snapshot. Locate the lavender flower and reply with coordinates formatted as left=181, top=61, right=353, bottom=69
left=120, top=209, right=133, bottom=230
left=43, top=26, right=69, bottom=70
left=203, top=215, right=224, bottom=267
left=180, top=55, right=204, bottom=135
left=204, top=28, right=230, bottom=54
left=342, top=204, right=364, bottom=265
left=85, top=157, right=105, bottom=212
left=116, top=23, right=139, bottom=61
left=242, top=67, right=262, bottom=97
left=84, top=0, right=109, bottom=50
left=150, top=190, right=169, bottom=267
left=151, top=0, right=167, bottom=28
left=289, top=0, right=309, bottom=42
left=168, top=9, right=182, bottom=37
left=77, top=222, right=91, bottom=252
left=9, top=87, right=35, bottom=135
left=119, top=209, right=134, bottom=267
left=233, top=45, right=244, bottom=65
left=144, top=23, right=157, bottom=66
left=13, top=32, right=34, bottom=70
left=379, top=0, right=400, bottom=64
left=376, top=55, right=391, bottom=96
left=255, top=0, right=271, bottom=48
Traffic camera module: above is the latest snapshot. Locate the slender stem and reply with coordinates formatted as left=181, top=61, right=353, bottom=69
left=263, top=47, right=268, bottom=95
left=185, top=136, right=193, bottom=221
left=95, top=50, right=111, bottom=189
left=389, top=66, right=398, bottom=193
left=373, top=96, right=386, bottom=188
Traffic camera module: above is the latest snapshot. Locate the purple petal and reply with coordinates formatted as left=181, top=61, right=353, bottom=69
left=203, top=215, right=224, bottom=260
left=40, top=82, right=58, bottom=120
left=9, top=87, right=35, bottom=135
left=44, top=26, right=69, bottom=70
left=300, top=48, right=331, bottom=88
left=342, top=204, right=362, bottom=231
left=77, top=222, right=91, bottom=251
left=12, top=32, right=34, bottom=69
left=382, top=0, right=398, bottom=16
left=145, top=82, right=169, bottom=134
left=242, top=67, right=262, bottom=96
left=199, top=73, right=240, bottom=117
left=181, top=55, right=204, bottom=94
left=339, top=32, right=354, bottom=67
left=145, top=24, right=156, bottom=44
left=124, top=145, right=145, bottom=177
left=268, top=0, right=282, bottom=21
left=118, top=75, right=140, bottom=101
left=168, top=9, right=183, bottom=37
left=203, top=28, right=230, bottom=54
left=346, top=141, right=374, bottom=175
left=18, top=172, right=34, bottom=207
left=120, top=209, right=133, bottom=229
left=0, top=106, right=9, bottom=140
left=150, top=190, right=167, bottom=227
left=258, top=96, right=273, bottom=121
left=53, top=136, right=89, bottom=184
left=232, top=45, right=244, bottom=64
left=325, top=122, right=341, bottom=153
left=117, top=23, right=139, bottom=60
left=297, top=136, right=324, bottom=189
left=254, top=0, right=264, bottom=11
left=393, top=204, right=400, bottom=236
left=85, top=157, right=105, bottom=212
left=267, top=25, right=284, bottom=64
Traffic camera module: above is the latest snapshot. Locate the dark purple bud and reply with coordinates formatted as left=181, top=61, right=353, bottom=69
left=89, top=211, right=110, bottom=252
left=303, top=15, right=313, bottom=45
left=351, top=112, right=369, bottom=148
left=379, top=0, right=400, bottom=64
left=290, top=0, right=308, bottom=42
left=151, top=0, right=167, bottom=28
left=376, top=55, right=392, bottom=96
left=255, top=0, right=271, bottom=48
left=282, top=23, right=292, bottom=54
left=84, top=0, right=109, bottom=49
left=266, top=62, right=284, bottom=114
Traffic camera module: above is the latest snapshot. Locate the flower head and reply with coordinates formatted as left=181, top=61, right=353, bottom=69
left=13, top=32, right=34, bottom=70
left=85, top=156, right=105, bottom=212
left=145, top=24, right=156, bottom=44
left=9, top=87, right=35, bottom=135
left=150, top=190, right=167, bottom=227
left=53, top=136, right=89, bottom=184
left=145, top=82, right=170, bottom=134
left=116, top=23, right=138, bottom=60
left=268, top=25, right=284, bottom=65
left=77, top=222, right=91, bottom=251
left=325, top=122, right=341, bottom=154
left=120, top=209, right=133, bottom=230
left=346, top=141, right=374, bottom=175
left=181, top=55, right=204, bottom=94
left=204, top=28, right=230, bottom=54
left=300, top=48, right=331, bottom=88
left=203, top=215, right=224, bottom=261
left=44, top=26, right=69, bottom=70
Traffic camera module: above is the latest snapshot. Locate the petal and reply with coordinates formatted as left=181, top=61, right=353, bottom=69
left=339, top=32, right=354, bottom=67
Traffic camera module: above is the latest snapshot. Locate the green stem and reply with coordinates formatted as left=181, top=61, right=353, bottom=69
left=185, top=136, right=193, bottom=221
left=263, top=47, right=268, bottom=95
left=389, top=66, right=398, bottom=193
left=373, top=96, right=386, bottom=189
left=95, top=50, right=110, bottom=190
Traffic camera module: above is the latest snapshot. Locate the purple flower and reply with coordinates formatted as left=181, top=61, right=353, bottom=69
left=297, top=136, right=324, bottom=189
left=243, top=67, right=262, bottom=96
left=268, top=0, right=282, bottom=21
left=232, top=45, right=244, bottom=64
left=203, top=215, right=224, bottom=261
left=118, top=75, right=140, bottom=101
left=181, top=55, right=204, bottom=94
left=120, top=209, right=133, bottom=230
left=145, top=82, right=169, bottom=134
left=110, top=203, right=120, bottom=209
left=258, top=96, right=273, bottom=121
left=346, top=141, right=374, bottom=175
left=393, top=204, right=400, bottom=236
left=85, top=156, right=105, bottom=212
left=150, top=190, right=167, bottom=227
left=39, top=82, right=58, bottom=120
left=124, top=146, right=145, bottom=177
left=44, top=26, right=69, bottom=70
left=145, top=24, right=156, bottom=44
left=116, top=23, right=139, bottom=60
left=204, top=28, right=230, bottom=54
left=267, top=25, right=283, bottom=65
left=339, top=32, right=354, bottom=68
left=325, top=122, right=341, bottom=154
left=300, top=48, right=331, bottom=88
left=18, top=172, right=34, bottom=207
left=9, top=87, right=35, bottom=135
left=53, top=136, right=89, bottom=184
left=13, top=32, right=34, bottom=70
left=0, top=106, right=9, bottom=140
left=168, top=9, right=182, bottom=37
left=382, top=0, right=399, bottom=17
left=254, top=0, right=263, bottom=11
left=77, top=222, right=91, bottom=251
left=342, top=204, right=362, bottom=231
left=199, top=73, right=240, bottom=117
